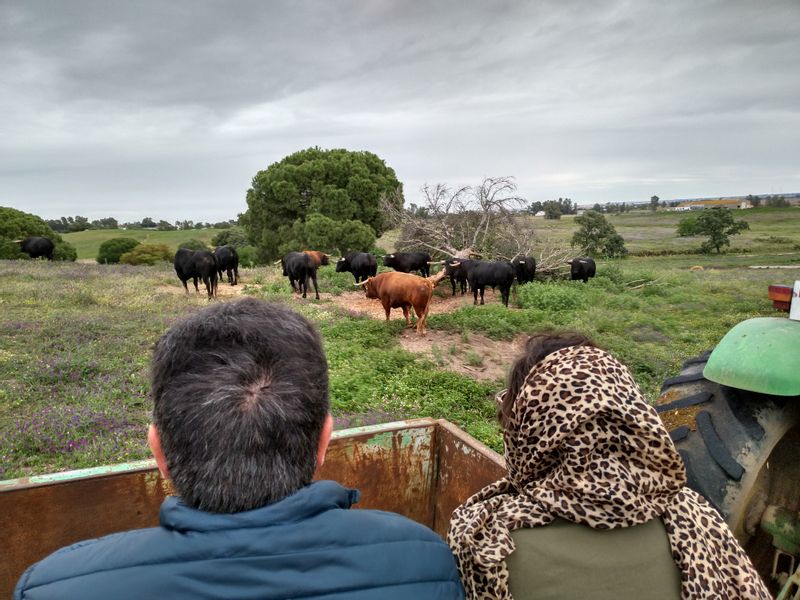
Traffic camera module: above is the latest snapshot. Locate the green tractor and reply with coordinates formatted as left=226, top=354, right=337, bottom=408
left=657, top=283, right=800, bottom=598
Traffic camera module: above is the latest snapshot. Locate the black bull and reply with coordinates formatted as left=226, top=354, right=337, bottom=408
left=282, top=251, right=321, bottom=299
left=174, top=248, right=218, bottom=298
left=214, top=246, right=239, bottom=285
left=18, top=237, right=55, bottom=260
left=382, top=252, right=431, bottom=277
left=336, top=252, right=377, bottom=283
left=568, top=257, right=596, bottom=283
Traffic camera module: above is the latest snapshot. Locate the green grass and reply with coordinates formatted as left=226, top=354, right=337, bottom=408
left=2, top=224, right=799, bottom=478
left=63, top=228, right=227, bottom=260
left=526, top=206, right=800, bottom=255
left=429, top=259, right=793, bottom=398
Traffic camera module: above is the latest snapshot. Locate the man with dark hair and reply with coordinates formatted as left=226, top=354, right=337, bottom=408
left=15, top=298, right=464, bottom=599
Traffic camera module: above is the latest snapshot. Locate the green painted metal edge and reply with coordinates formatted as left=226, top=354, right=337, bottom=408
left=0, top=418, right=438, bottom=490
left=703, top=317, right=800, bottom=396
left=0, top=459, right=156, bottom=490
left=329, top=419, right=428, bottom=439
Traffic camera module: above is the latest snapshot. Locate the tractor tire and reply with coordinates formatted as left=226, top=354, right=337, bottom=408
left=656, top=351, right=800, bottom=540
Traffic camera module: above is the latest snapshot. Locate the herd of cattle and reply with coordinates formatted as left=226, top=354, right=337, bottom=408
left=168, top=246, right=596, bottom=335
left=274, top=250, right=597, bottom=335
left=13, top=236, right=596, bottom=335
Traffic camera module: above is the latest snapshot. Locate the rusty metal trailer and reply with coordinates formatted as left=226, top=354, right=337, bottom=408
left=0, top=418, right=504, bottom=598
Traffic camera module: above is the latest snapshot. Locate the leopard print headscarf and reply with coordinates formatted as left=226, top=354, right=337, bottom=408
left=447, top=345, right=769, bottom=599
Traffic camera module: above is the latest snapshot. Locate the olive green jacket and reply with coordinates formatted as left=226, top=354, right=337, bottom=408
left=506, top=517, right=682, bottom=600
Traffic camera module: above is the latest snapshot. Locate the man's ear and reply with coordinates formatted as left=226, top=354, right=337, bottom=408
left=317, top=414, right=334, bottom=468
left=148, top=423, right=170, bottom=480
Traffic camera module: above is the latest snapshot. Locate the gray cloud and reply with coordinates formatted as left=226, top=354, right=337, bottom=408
left=1, top=0, right=798, bottom=221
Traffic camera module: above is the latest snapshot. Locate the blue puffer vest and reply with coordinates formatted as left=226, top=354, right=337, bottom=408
left=15, top=480, right=464, bottom=599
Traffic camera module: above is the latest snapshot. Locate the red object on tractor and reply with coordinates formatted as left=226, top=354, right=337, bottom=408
left=768, top=284, right=793, bottom=312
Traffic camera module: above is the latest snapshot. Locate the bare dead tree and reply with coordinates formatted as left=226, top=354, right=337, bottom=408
left=534, top=236, right=584, bottom=276
left=381, top=176, right=533, bottom=259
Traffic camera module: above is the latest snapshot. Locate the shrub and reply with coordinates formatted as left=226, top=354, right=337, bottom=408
left=596, top=264, right=624, bottom=284
left=119, top=243, right=173, bottom=265
left=211, top=227, right=249, bottom=248
left=0, top=238, right=25, bottom=259
left=53, top=241, right=78, bottom=262
left=237, top=245, right=260, bottom=267
left=0, top=206, right=76, bottom=261
left=178, top=239, right=209, bottom=251
left=96, top=238, right=141, bottom=264
left=517, top=283, right=585, bottom=311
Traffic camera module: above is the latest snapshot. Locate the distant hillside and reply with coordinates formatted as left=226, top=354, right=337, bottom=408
left=588, top=192, right=800, bottom=209
left=670, top=192, right=800, bottom=204
left=63, top=228, right=226, bottom=260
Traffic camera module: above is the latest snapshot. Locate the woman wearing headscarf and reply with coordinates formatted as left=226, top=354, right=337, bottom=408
left=448, top=333, right=769, bottom=599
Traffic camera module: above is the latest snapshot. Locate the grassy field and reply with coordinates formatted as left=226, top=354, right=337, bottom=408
left=63, top=207, right=800, bottom=261
left=527, top=207, right=800, bottom=255
left=2, top=209, right=799, bottom=479
left=63, top=228, right=227, bottom=260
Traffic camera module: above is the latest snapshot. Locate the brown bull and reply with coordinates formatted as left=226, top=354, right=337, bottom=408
left=303, top=250, right=330, bottom=267
left=357, top=271, right=446, bottom=335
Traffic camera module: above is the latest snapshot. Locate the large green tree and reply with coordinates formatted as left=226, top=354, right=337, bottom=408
left=243, top=147, right=403, bottom=260
left=677, top=208, right=749, bottom=253
left=0, top=206, right=77, bottom=261
left=571, top=210, right=627, bottom=258
left=543, top=200, right=562, bottom=220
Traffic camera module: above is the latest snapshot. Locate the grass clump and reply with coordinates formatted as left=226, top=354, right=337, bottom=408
left=464, top=350, right=484, bottom=367
left=429, top=305, right=546, bottom=339
left=517, top=282, right=586, bottom=311
left=431, top=345, right=447, bottom=367
left=316, top=267, right=358, bottom=296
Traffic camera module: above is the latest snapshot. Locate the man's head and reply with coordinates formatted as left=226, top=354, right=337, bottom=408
left=149, top=298, right=331, bottom=513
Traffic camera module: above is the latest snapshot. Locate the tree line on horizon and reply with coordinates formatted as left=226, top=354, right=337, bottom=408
left=46, top=216, right=239, bottom=233
left=4, top=145, right=785, bottom=267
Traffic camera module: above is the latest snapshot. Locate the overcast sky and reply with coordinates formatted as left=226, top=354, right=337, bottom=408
left=2, top=0, right=798, bottom=222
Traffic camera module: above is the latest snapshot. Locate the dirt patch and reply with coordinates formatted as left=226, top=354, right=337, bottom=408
left=325, top=288, right=521, bottom=380
left=655, top=387, right=703, bottom=431
left=398, top=330, right=526, bottom=381
left=156, top=283, right=246, bottom=297
left=329, top=288, right=507, bottom=320
left=154, top=283, right=519, bottom=380
left=629, top=324, right=669, bottom=343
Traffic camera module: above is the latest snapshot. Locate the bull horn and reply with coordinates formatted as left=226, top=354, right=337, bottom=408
left=12, top=239, right=23, bottom=244
left=353, top=280, right=370, bottom=286
left=273, top=259, right=282, bottom=265
left=518, top=260, right=525, bottom=264
left=450, top=260, right=461, bottom=267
